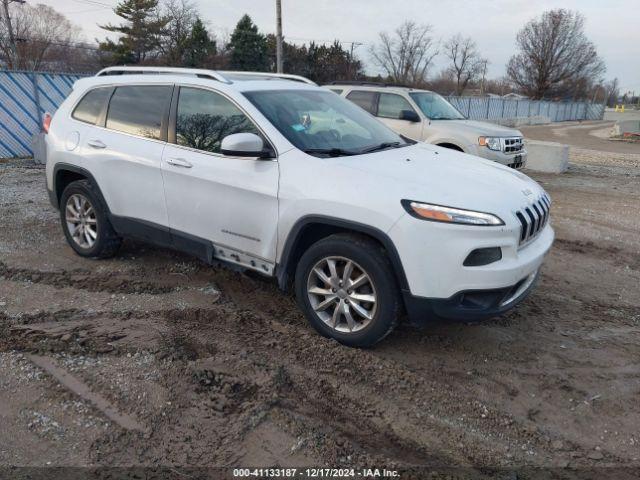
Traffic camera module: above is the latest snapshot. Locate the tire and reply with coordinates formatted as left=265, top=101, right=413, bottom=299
left=59, top=179, right=121, bottom=259
left=294, top=233, right=400, bottom=347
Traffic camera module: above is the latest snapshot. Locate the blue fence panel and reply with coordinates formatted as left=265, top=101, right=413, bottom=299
left=0, top=70, right=88, bottom=158
left=446, top=95, right=605, bottom=123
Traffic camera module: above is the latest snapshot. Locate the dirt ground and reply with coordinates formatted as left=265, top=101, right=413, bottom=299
left=521, top=120, right=639, bottom=155
left=0, top=133, right=639, bottom=478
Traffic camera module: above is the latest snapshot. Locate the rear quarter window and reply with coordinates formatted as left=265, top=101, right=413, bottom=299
left=345, top=90, right=378, bottom=115
left=106, top=85, right=173, bottom=140
left=71, top=88, right=112, bottom=125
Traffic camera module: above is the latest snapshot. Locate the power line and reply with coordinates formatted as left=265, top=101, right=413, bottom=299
left=70, top=0, right=115, bottom=8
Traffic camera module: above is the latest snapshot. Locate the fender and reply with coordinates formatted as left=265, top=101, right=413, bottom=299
left=50, top=163, right=107, bottom=211
left=276, top=215, right=410, bottom=293
left=429, top=138, right=467, bottom=152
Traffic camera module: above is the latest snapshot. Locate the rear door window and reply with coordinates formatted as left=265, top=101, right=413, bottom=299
left=106, top=85, right=172, bottom=139
left=72, top=87, right=111, bottom=125
left=345, top=90, right=378, bottom=115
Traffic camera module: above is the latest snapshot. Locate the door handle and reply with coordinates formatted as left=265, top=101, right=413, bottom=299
left=166, top=157, right=193, bottom=168
left=87, top=139, right=106, bottom=149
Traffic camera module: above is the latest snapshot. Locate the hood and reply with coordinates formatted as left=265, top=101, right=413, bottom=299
left=332, top=143, right=544, bottom=220
left=432, top=119, right=522, bottom=137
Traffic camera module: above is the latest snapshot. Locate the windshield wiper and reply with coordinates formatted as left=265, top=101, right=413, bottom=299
left=360, top=141, right=404, bottom=154
left=303, top=148, right=358, bottom=157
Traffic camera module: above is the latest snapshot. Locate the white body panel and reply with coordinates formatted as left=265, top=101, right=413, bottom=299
left=161, top=144, right=279, bottom=261
left=83, top=126, right=169, bottom=227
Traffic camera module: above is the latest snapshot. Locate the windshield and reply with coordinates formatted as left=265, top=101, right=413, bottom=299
left=409, top=92, right=465, bottom=120
left=243, top=89, right=410, bottom=157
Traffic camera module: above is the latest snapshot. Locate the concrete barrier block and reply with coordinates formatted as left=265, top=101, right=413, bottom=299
left=611, top=120, right=640, bottom=136
left=488, top=116, right=551, bottom=128
left=524, top=139, right=569, bottom=173
left=31, top=133, right=46, bottom=164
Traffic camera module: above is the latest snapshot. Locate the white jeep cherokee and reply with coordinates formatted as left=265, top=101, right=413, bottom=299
left=328, top=83, right=527, bottom=169
left=45, top=67, right=554, bottom=347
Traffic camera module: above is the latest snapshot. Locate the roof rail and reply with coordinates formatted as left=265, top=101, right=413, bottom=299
left=222, top=71, right=317, bottom=85
left=327, top=80, right=414, bottom=89
left=95, top=67, right=317, bottom=86
left=95, top=66, right=232, bottom=84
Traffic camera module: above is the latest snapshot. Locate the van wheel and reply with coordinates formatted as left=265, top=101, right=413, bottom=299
left=60, top=179, right=121, bottom=258
left=295, top=233, right=400, bottom=347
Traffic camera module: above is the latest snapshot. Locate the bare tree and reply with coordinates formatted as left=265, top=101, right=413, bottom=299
left=0, top=3, right=91, bottom=71
left=603, top=78, right=619, bottom=107
left=370, top=21, right=438, bottom=86
left=159, top=0, right=196, bottom=65
left=443, top=34, right=485, bottom=95
left=507, top=9, right=605, bottom=99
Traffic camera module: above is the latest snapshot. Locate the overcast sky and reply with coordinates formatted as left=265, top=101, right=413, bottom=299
left=38, top=0, right=640, bottom=93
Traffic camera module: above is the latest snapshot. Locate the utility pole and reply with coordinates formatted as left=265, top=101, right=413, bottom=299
left=480, top=60, right=488, bottom=96
left=1, top=0, right=25, bottom=69
left=348, top=42, right=362, bottom=79
left=275, top=0, right=283, bottom=73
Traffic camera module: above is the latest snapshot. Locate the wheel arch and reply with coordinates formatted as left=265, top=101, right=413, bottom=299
left=276, top=216, right=410, bottom=294
left=435, top=142, right=465, bottom=152
left=51, top=163, right=107, bottom=211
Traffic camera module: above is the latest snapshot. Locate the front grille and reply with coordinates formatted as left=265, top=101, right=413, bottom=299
left=503, top=137, right=524, bottom=154
left=515, top=194, right=551, bottom=246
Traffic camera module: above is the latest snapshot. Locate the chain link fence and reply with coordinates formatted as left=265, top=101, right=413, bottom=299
left=447, top=96, right=605, bottom=123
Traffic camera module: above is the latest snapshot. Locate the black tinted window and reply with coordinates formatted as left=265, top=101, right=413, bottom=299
left=346, top=90, right=377, bottom=114
left=176, top=87, right=259, bottom=153
left=72, top=88, right=111, bottom=125
left=106, top=85, right=172, bottom=139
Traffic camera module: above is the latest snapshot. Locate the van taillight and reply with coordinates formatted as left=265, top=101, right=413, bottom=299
left=43, top=112, right=52, bottom=134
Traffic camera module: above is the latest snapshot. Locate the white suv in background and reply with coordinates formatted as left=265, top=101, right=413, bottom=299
left=328, top=82, right=527, bottom=169
left=45, top=67, right=553, bottom=347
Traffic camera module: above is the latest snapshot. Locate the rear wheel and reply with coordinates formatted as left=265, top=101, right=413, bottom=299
left=295, top=234, right=400, bottom=347
left=60, top=180, right=121, bottom=258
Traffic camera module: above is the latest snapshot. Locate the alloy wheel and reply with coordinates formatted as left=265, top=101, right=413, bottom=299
left=306, top=256, right=377, bottom=333
left=65, top=193, right=98, bottom=249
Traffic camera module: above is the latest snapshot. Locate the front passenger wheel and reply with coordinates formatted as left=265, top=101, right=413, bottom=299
left=295, top=233, right=400, bottom=347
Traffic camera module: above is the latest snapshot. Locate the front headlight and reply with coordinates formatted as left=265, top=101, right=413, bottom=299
left=402, top=200, right=504, bottom=226
left=478, top=136, right=502, bottom=151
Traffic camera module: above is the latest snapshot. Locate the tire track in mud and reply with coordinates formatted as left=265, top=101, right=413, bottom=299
left=0, top=261, right=176, bottom=294
left=1, top=274, right=633, bottom=468
left=554, top=238, right=640, bottom=271
left=151, top=303, right=587, bottom=467
left=90, top=304, right=461, bottom=468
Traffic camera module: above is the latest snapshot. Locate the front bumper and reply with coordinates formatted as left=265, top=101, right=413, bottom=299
left=403, top=269, right=539, bottom=325
left=467, top=145, right=528, bottom=169
left=389, top=215, right=554, bottom=324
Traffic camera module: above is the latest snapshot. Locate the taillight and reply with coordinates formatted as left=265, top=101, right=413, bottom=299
left=43, top=112, right=52, bottom=134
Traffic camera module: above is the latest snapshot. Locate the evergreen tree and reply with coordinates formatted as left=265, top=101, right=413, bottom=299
left=183, top=17, right=216, bottom=67
left=228, top=15, right=269, bottom=71
left=98, top=0, right=167, bottom=64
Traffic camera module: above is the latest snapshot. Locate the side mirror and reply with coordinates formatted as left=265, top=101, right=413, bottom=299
left=220, top=133, right=271, bottom=158
left=399, top=110, right=421, bottom=123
